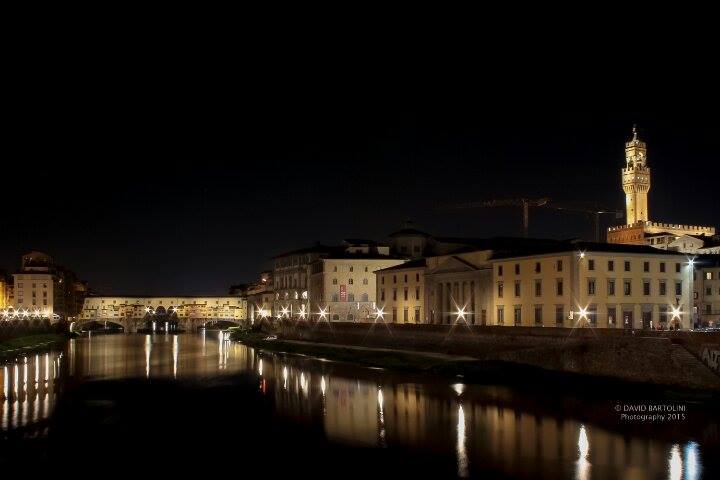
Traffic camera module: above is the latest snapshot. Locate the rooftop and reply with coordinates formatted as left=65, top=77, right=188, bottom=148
left=489, top=240, right=688, bottom=260
left=375, top=258, right=427, bottom=272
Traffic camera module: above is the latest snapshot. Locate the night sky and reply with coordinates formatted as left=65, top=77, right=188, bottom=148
left=4, top=84, right=719, bottom=295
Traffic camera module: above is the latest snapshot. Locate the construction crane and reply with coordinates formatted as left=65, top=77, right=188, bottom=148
left=548, top=201, right=623, bottom=242
left=449, top=198, right=549, bottom=237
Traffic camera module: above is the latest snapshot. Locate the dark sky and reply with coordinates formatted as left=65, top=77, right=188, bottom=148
left=3, top=75, right=719, bottom=295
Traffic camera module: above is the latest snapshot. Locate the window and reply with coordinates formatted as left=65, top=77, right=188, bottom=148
left=587, top=279, right=596, bottom=295
left=498, top=282, right=504, bottom=298
left=588, top=259, right=595, bottom=271
left=534, top=306, right=543, bottom=325
left=332, top=314, right=340, bottom=321
left=363, top=278, right=368, bottom=285
left=535, top=262, right=541, bottom=273
left=403, top=288, right=408, bottom=301
left=706, top=287, right=712, bottom=296
left=333, top=266, right=337, bottom=272
left=608, top=279, right=615, bottom=296
left=381, top=277, right=385, bottom=285
left=660, top=262, right=666, bottom=273
left=414, top=307, right=420, bottom=322
left=706, top=305, right=712, bottom=314
left=393, top=289, right=397, bottom=301
left=608, top=260, right=614, bottom=272
left=607, top=306, right=617, bottom=326
left=515, top=264, right=520, bottom=275
left=393, top=275, right=397, bottom=284
left=643, top=281, right=650, bottom=296
left=364, top=266, right=368, bottom=272
left=514, top=281, right=521, bottom=297
left=332, top=293, right=339, bottom=302
left=404, top=274, right=408, bottom=283
left=403, top=308, right=408, bottom=323
left=624, top=280, right=632, bottom=296
left=535, top=280, right=542, bottom=296
left=392, top=308, right=397, bottom=322
left=555, top=306, right=564, bottom=325
left=415, top=288, right=420, bottom=300
left=557, top=260, right=563, bottom=272
left=361, top=293, right=369, bottom=302
left=675, top=281, right=682, bottom=296
left=706, top=272, right=712, bottom=280
left=588, top=305, right=598, bottom=326
left=348, top=278, right=353, bottom=285
left=332, top=278, right=338, bottom=285
left=497, top=307, right=504, bottom=325
left=643, top=261, right=650, bottom=273
left=416, top=273, right=420, bottom=282
left=349, top=266, right=353, bottom=272
left=659, top=281, right=667, bottom=296
left=380, top=289, right=385, bottom=301
left=675, top=263, right=681, bottom=273
left=624, top=261, right=631, bottom=272
left=348, top=293, right=355, bottom=302
left=513, top=306, right=522, bottom=326
left=556, top=279, right=563, bottom=296
left=498, top=265, right=503, bottom=276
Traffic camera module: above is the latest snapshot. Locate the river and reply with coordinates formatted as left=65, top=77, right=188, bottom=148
left=1, top=332, right=717, bottom=478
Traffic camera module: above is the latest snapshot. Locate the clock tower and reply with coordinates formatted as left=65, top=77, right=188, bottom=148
left=621, top=126, right=650, bottom=224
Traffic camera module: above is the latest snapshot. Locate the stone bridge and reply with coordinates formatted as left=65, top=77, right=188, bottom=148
left=71, top=316, right=243, bottom=333
left=77, top=295, right=248, bottom=333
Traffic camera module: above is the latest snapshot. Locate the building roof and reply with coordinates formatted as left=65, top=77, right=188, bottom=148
left=388, top=227, right=432, bottom=238
left=320, top=251, right=404, bottom=260
left=271, top=244, right=336, bottom=259
left=87, top=294, right=240, bottom=299
left=375, top=258, right=426, bottom=272
left=342, top=238, right=378, bottom=245
left=489, top=240, right=688, bottom=260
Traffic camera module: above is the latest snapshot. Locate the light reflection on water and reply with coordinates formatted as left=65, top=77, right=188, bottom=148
left=0, top=333, right=713, bottom=478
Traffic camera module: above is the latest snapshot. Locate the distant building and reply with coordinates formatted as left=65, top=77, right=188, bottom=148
left=694, top=256, right=720, bottom=327
left=4, top=251, right=88, bottom=321
left=271, top=244, right=335, bottom=320
left=245, top=271, right=274, bottom=322
left=373, top=238, right=697, bottom=330
left=0, top=270, right=10, bottom=308
left=375, top=259, right=426, bottom=323
left=307, top=242, right=404, bottom=322
left=491, top=242, right=692, bottom=330
left=607, top=128, right=716, bottom=252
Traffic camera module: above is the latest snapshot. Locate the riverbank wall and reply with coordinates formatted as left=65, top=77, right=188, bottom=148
left=266, top=321, right=720, bottom=391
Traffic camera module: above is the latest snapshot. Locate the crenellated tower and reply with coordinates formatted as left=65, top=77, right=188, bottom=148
left=621, top=125, right=651, bottom=224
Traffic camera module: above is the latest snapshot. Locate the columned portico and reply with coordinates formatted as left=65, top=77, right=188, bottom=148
left=425, top=256, right=492, bottom=325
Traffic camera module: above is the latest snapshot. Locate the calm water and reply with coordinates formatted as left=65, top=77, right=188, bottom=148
left=1, top=332, right=717, bottom=478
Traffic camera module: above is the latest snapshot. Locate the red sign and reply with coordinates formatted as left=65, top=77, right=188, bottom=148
left=339, top=285, right=347, bottom=301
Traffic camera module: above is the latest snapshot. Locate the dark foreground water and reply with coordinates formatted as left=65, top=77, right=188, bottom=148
left=1, top=332, right=717, bottom=478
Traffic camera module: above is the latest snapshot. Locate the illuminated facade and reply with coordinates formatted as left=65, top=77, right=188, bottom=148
left=375, top=259, right=426, bottom=323
left=308, top=245, right=404, bottom=322
left=491, top=244, right=693, bottom=330
left=695, top=256, right=720, bottom=327
left=607, top=128, right=716, bottom=250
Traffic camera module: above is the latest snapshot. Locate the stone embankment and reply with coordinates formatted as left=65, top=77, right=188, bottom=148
left=256, top=321, right=720, bottom=391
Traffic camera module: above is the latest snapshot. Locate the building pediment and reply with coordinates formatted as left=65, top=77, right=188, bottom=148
left=425, top=256, right=479, bottom=275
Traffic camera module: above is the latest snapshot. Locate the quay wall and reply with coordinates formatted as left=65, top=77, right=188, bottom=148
left=268, top=321, right=720, bottom=391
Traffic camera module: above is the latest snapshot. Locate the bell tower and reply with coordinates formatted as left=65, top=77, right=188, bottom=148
left=621, top=125, right=651, bottom=224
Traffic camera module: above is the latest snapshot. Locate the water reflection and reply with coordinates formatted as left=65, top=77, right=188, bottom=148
left=576, top=425, right=590, bottom=480
left=0, top=334, right=716, bottom=479
left=1, top=351, right=59, bottom=430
